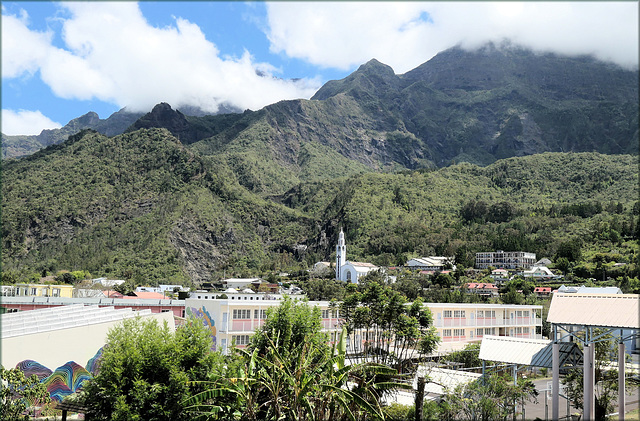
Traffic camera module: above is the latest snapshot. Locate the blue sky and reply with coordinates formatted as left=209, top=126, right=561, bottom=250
left=2, top=1, right=638, bottom=135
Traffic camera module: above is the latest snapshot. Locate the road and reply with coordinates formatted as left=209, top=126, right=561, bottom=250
left=521, top=378, right=639, bottom=420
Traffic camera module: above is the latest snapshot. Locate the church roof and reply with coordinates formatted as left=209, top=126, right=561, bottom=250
left=348, top=261, right=378, bottom=269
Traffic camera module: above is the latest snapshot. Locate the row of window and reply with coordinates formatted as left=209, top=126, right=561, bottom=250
left=321, top=309, right=338, bottom=319
left=232, top=335, right=251, bottom=345
left=232, top=308, right=336, bottom=320
left=443, top=310, right=531, bottom=318
left=443, top=327, right=530, bottom=337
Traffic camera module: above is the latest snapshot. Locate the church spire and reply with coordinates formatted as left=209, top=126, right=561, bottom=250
left=336, top=228, right=346, bottom=280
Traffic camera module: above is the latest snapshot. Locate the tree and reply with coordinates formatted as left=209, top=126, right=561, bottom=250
left=441, top=343, right=482, bottom=369
left=185, top=301, right=393, bottom=421
left=81, top=316, right=221, bottom=421
left=339, top=280, right=441, bottom=371
left=439, top=373, right=538, bottom=421
left=0, top=367, right=53, bottom=421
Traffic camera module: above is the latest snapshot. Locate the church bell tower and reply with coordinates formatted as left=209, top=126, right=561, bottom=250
left=336, top=229, right=346, bottom=280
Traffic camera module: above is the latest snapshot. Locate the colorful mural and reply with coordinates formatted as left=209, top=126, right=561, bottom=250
left=186, top=306, right=217, bottom=349
left=14, top=347, right=103, bottom=402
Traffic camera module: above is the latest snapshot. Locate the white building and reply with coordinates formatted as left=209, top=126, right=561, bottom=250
left=475, top=250, right=537, bottom=270
left=406, top=256, right=456, bottom=271
left=520, top=266, right=562, bottom=280
left=185, top=296, right=542, bottom=355
left=335, top=229, right=379, bottom=283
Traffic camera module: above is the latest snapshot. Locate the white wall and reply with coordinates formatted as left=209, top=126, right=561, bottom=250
left=1, top=311, right=175, bottom=370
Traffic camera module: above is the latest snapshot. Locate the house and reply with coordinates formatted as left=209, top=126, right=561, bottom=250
left=127, top=291, right=167, bottom=300
left=464, top=282, right=499, bottom=297
left=475, top=250, right=537, bottom=270
left=10, top=283, right=74, bottom=298
left=521, top=266, right=562, bottom=280
left=534, top=287, right=552, bottom=298
left=335, top=229, right=379, bottom=283
left=406, top=256, right=456, bottom=271
left=222, top=278, right=263, bottom=291
left=135, top=284, right=189, bottom=294
left=91, top=278, right=125, bottom=288
left=489, top=268, right=510, bottom=283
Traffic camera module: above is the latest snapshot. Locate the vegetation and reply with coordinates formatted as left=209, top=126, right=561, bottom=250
left=81, top=316, right=222, bottom=421
left=185, top=298, right=400, bottom=421
left=0, top=367, right=53, bottom=420
left=339, top=274, right=441, bottom=371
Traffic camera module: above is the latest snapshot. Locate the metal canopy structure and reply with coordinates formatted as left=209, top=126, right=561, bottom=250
left=479, top=335, right=583, bottom=368
left=547, top=293, right=640, bottom=421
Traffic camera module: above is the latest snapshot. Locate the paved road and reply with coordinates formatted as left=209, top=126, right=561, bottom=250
left=521, top=378, right=639, bottom=420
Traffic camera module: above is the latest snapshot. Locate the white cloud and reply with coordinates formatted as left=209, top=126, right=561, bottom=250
left=2, top=2, right=320, bottom=115
left=265, top=2, right=639, bottom=74
left=2, top=109, right=62, bottom=135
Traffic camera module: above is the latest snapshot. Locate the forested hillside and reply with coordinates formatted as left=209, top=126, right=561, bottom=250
left=2, top=124, right=637, bottom=285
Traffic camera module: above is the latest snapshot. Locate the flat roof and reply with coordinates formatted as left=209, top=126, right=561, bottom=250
left=1, top=296, right=185, bottom=307
left=1, top=304, right=153, bottom=338
left=547, top=293, right=640, bottom=329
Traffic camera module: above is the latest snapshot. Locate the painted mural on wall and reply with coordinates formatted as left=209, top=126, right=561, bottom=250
left=186, top=306, right=217, bottom=350
left=15, top=347, right=103, bottom=402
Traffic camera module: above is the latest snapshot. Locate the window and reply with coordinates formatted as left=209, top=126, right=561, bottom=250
left=52, top=288, right=60, bottom=297
left=254, top=309, right=266, bottom=319
left=233, top=335, right=250, bottom=346
left=454, top=310, right=465, bottom=318
left=516, top=311, right=522, bottom=317
left=443, top=310, right=452, bottom=318
left=30, top=288, right=37, bottom=296
left=523, top=311, right=529, bottom=317
left=453, top=329, right=465, bottom=337
left=476, top=328, right=484, bottom=336
left=443, top=329, right=452, bottom=337
left=232, top=309, right=251, bottom=319
left=477, top=311, right=483, bottom=317
left=485, top=328, right=495, bottom=335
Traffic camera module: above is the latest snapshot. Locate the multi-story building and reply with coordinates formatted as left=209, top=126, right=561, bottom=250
left=427, top=303, right=543, bottom=351
left=6, top=283, right=74, bottom=298
left=475, top=250, right=537, bottom=270
left=185, top=297, right=543, bottom=354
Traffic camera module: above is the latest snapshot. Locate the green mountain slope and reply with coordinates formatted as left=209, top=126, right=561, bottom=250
left=2, top=123, right=637, bottom=284
left=1, top=129, right=314, bottom=284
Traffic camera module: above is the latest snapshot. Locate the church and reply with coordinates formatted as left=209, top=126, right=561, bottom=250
left=335, top=229, right=379, bottom=283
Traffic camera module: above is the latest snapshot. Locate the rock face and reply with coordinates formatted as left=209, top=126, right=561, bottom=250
left=127, top=103, right=196, bottom=143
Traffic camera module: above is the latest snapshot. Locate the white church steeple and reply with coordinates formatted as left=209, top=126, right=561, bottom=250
left=336, top=228, right=346, bottom=279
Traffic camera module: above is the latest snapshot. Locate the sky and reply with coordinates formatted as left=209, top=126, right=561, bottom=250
left=2, top=1, right=638, bottom=136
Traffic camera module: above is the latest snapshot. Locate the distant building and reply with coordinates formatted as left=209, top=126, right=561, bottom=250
left=534, top=287, right=552, bottom=298
left=9, top=284, right=74, bottom=298
left=464, top=282, right=499, bottom=297
left=335, top=229, right=379, bottom=283
left=475, top=250, right=537, bottom=270
left=406, top=256, right=456, bottom=271
left=489, top=268, right=510, bottom=283
left=556, top=285, right=623, bottom=295
left=92, top=278, right=125, bottom=288
left=521, top=266, right=562, bottom=280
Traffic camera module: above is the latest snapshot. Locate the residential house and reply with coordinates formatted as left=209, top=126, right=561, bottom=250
left=11, top=283, right=74, bottom=298
left=464, top=282, right=499, bottom=297
left=489, top=268, right=510, bottom=283
left=521, top=266, right=562, bottom=280
left=534, top=287, right=552, bottom=298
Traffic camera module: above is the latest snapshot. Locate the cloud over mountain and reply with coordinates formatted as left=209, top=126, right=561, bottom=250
left=2, top=2, right=319, bottom=115
left=265, top=2, right=639, bottom=73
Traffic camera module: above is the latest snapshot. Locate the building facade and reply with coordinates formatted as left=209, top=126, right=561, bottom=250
left=185, top=296, right=543, bottom=354
left=6, top=283, right=74, bottom=298
left=475, top=250, right=537, bottom=270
